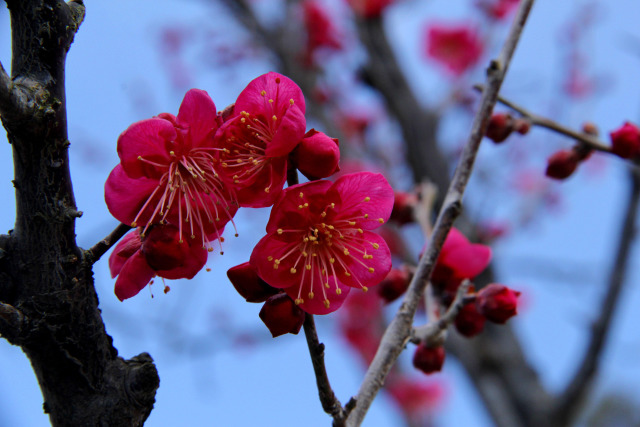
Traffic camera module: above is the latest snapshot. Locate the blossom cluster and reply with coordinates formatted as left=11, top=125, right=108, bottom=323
left=105, top=72, right=395, bottom=337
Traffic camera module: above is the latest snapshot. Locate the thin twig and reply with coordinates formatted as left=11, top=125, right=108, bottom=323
left=84, top=223, right=133, bottom=265
left=345, top=2, right=536, bottom=425
left=474, top=84, right=612, bottom=153
left=0, top=302, right=28, bottom=345
left=552, top=168, right=640, bottom=425
left=411, top=279, right=471, bottom=347
left=302, top=314, right=347, bottom=426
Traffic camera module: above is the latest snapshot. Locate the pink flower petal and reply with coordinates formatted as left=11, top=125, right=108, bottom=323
left=264, top=103, right=306, bottom=157
left=250, top=234, right=303, bottom=290
left=233, top=156, right=288, bottom=208
left=176, top=89, right=218, bottom=149
left=329, top=172, right=394, bottom=230
left=117, top=118, right=176, bottom=179
left=283, top=277, right=351, bottom=315
left=235, top=72, right=306, bottom=117
left=265, top=180, right=334, bottom=233
left=441, top=243, right=492, bottom=279
left=114, top=250, right=156, bottom=301
left=337, top=231, right=392, bottom=290
left=441, top=228, right=469, bottom=253
left=108, top=230, right=142, bottom=278
left=104, top=164, right=162, bottom=226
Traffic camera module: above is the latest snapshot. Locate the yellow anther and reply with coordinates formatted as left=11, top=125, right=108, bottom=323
left=302, top=251, right=308, bottom=256
left=364, top=214, right=369, bottom=218
left=137, top=155, right=142, bottom=160
left=290, top=268, right=297, bottom=274
left=343, top=249, right=349, bottom=255
left=267, top=256, right=273, bottom=261
left=324, top=282, right=330, bottom=288
left=295, top=298, right=304, bottom=305
left=336, top=288, right=342, bottom=295
left=345, top=272, right=351, bottom=277
left=131, top=222, right=137, bottom=227
left=331, top=203, right=335, bottom=208
left=321, top=212, right=327, bottom=217
left=179, top=239, right=184, bottom=244
left=362, top=286, right=369, bottom=292
left=260, top=90, right=266, bottom=96
left=241, top=118, right=246, bottom=123
left=277, top=228, right=283, bottom=235
left=348, top=221, right=356, bottom=226
left=269, top=98, right=274, bottom=103
left=364, top=196, right=371, bottom=202
left=299, top=192, right=304, bottom=198
left=358, top=229, right=363, bottom=234
left=206, top=268, right=211, bottom=272
left=272, top=115, right=277, bottom=121
left=378, top=218, right=384, bottom=224
left=264, top=187, right=270, bottom=193
left=306, top=264, right=311, bottom=270
left=169, top=151, right=175, bottom=156
left=298, top=205, right=304, bottom=209
left=368, top=267, right=375, bottom=273
left=323, top=299, right=330, bottom=308
left=308, top=292, right=315, bottom=299
left=312, top=253, right=317, bottom=257
left=330, top=258, right=335, bottom=263
left=289, top=99, right=294, bottom=105
left=372, top=243, right=380, bottom=249
left=208, top=247, right=214, bottom=252
left=274, top=259, right=280, bottom=264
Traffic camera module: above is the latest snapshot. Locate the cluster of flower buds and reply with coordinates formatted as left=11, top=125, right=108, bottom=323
left=485, top=112, right=531, bottom=143
left=106, top=72, right=343, bottom=301
left=546, top=123, right=596, bottom=180
left=409, top=228, right=520, bottom=375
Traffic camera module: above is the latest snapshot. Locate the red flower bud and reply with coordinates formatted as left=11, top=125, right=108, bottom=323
left=610, top=121, right=640, bottom=159
left=389, top=191, right=417, bottom=226
left=485, top=113, right=514, bottom=143
left=545, top=149, right=579, bottom=180
left=259, top=293, right=306, bottom=337
left=293, top=129, right=340, bottom=180
left=412, top=344, right=445, bottom=374
left=582, top=121, right=598, bottom=136
left=513, top=118, right=531, bottom=135
left=454, top=303, right=486, bottom=337
left=227, top=262, right=278, bottom=303
left=377, top=267, right=412, bottom=303
left=475, top=283, right=520, bottom=324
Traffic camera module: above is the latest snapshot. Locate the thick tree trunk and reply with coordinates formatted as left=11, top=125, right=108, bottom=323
left=0, top=1, right=159, bottom=425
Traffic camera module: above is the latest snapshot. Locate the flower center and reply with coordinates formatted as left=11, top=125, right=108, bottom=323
left=132, top=149, right=237, bottom=249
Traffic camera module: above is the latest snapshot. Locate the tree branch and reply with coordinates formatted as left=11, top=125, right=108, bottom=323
left=552, top=168, right=640, bottom=425
left=411, top=279, right=471, bottom=346
left=0, top=301, right=28, bottom=345
left=0, top=60, right=36, bottom=123
left=345, top=1, right=536, bottom=425
left=302, top=314, right=346, bottom=426
left=84, top=223, right=132, bottom=265
left=475, top=84, right=612, bottom=153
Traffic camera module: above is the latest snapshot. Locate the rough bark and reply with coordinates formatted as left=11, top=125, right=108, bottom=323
left=0, top=1, right=159, bottom=426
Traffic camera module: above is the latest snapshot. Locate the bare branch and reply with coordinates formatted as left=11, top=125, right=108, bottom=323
left=84, top=223, right=133, bottom=265
left=0, top=302, right=28, bottom=345
left=0, top=61, right=35, bottom=122
left=553, top=168, right=640, bottom=425
left=475, top=84, right=612, bottom=153
left=67, top=0, right=86, bottom=34
left=302, top=314, right=346, bottom=426
left=411, top=280, right=471, bottom=346
left=345, top=2, right=537, bottom=425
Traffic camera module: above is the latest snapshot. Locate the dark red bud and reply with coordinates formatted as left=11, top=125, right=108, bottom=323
left=259, top=293, right=305, bottom=338
left=293, top=129, right=340, bottom=180
left=475, top=283, right=520, bottom=324
left=227, top=262, right=278, bottom=303
left=377, top=267, right=412, bottom=303
left=390, top=191, right=417, bottom=226
left=610, top=121, right=640, bottom=159
left=545, top=149, right=579, bottom=180
left=412, top=344, right=445, bottom=374
left=513, top=118, right=531, bottom=135
left=454, top=303, right=486, bottom=337
left=486, top=113, right=514, bottom=143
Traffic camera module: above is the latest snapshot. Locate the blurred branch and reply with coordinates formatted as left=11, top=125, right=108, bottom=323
left=84, top=223, right=132, bottom=265
left=303, top=314, right=347, bottom=426
left=345, top=2, right=537, bottom=425
left=475, top=84, right=612, bottom=153
left=553, top=168, right=640, bottom=425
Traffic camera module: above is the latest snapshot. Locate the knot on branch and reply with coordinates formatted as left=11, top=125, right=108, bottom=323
left=124, top=352, right=160, bottom=409
left=0, top=302, right=29, bottom=345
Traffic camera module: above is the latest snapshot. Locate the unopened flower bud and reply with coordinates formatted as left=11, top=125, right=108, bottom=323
left=377, top=267, right=412, bottom=303
left=545, top=149, right=579, bottom=180
left=454, top=303, right=486, bottom=337
left=485, top=113, right=514, bottom=143
left=293, top=129, right=340, bottom=180
left=582, top=121, right=598, bottom=136
left=412, top=344, right=445, bottom=374
left=475, top=283, right=520, bottom=324
left=227, top=262, right=278, bottom=303
left=259, top=293, right=305, bottom=337
left=513, top=118, right=531, bottom=135
left=390, top=191, right=417, bottom=226
left=610, top=121, right=640, bottom=159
